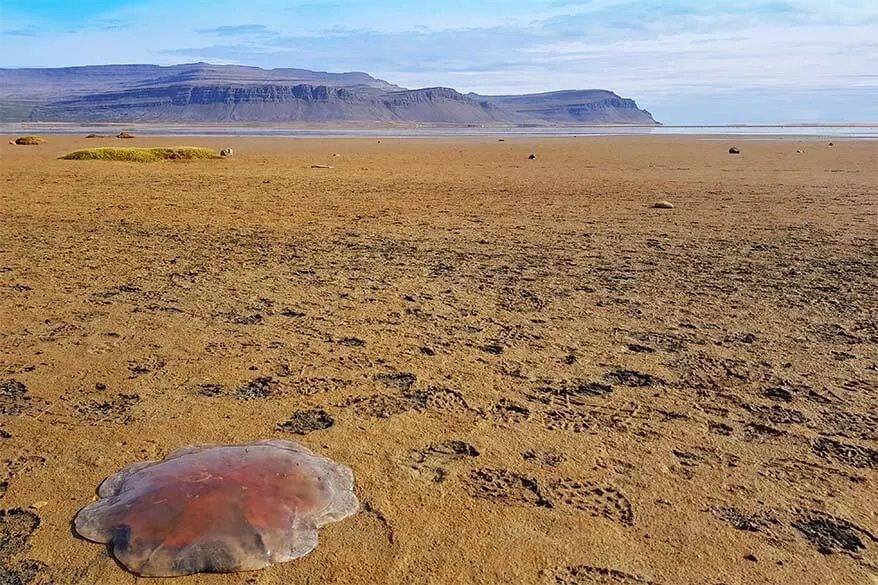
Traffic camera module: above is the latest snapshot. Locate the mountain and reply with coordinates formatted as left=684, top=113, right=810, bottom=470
left=470, top=90, right=655, bottom=124
left=0, top=63, right=657, bottom=125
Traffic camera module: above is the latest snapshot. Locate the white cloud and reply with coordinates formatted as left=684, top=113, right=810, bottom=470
left=1, top=0, right=876, bottom=123
left=515, top=25, right=878, bottom=93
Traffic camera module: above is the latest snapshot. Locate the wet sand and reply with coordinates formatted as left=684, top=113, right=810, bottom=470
left=1, top=136, right=876, bottom=585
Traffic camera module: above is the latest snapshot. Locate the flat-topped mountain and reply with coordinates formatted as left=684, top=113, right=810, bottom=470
left=0, top=63, right=657, bottom=125
left=470, top=90, right=652, bottom=124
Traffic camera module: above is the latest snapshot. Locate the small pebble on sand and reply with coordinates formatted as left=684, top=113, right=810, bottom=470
left=653, top=201, right=675, bottom=209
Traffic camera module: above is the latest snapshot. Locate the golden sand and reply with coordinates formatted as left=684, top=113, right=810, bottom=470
left=1, top=135, right=876, bottom=584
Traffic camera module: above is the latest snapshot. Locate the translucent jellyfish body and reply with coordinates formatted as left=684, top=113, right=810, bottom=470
left=74, top=439, right=358, bottom=576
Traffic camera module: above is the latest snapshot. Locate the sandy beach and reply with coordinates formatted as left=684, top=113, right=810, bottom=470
left=1, top=135, right=876, bottom=585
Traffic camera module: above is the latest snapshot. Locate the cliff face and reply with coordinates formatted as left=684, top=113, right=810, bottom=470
left=0, top=63, right=398, bottom=100
left=26, top=84, right=510, bottom=123
left=0, top=63, right=658, bottom=125
left=472, top=90, right=656, bottom=124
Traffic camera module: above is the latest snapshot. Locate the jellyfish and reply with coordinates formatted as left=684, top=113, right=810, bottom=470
left=74, top=439, right=358, bottom=577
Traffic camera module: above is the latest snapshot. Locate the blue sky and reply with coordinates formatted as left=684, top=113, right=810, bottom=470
left=2, top=1, right=877, bottom=123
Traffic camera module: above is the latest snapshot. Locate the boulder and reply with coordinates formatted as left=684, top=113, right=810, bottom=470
left=14, top=136, right=46, bottom=145
left=653, top=201, right=675, bottom=209
left=728, top=147, right=740, bottom=154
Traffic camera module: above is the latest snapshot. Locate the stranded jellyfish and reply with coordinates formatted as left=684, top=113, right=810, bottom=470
left=74, top=439, right=358, bottom=576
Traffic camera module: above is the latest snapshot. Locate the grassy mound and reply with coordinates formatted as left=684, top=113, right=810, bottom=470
left=60, top=147, right=221, bottom=162
left=15, top=136, right=46, bottom=145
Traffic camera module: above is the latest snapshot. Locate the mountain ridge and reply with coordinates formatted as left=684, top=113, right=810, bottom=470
left=0, top=63, right=658, bottom=125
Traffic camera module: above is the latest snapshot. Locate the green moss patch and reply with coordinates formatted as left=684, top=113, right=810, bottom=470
left=60, top=147, right=221, bottom=162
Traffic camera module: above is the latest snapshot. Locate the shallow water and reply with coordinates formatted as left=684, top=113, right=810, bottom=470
left=2, top=124, right=877, bottom=139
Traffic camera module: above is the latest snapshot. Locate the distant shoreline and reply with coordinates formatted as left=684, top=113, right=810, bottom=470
left=2, top=121, right=876, bottom=129
left=2, top=122, right=877, bottom=139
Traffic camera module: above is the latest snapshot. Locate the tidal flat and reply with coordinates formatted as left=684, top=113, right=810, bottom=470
left=1, top=135, right=876, bottom=584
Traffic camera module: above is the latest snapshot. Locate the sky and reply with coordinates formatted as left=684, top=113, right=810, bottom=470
left=1, top=0, right=877, bottom=124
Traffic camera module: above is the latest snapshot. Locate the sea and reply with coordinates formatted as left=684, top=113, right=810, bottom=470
left=2, top=125, right=877, bottom=139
